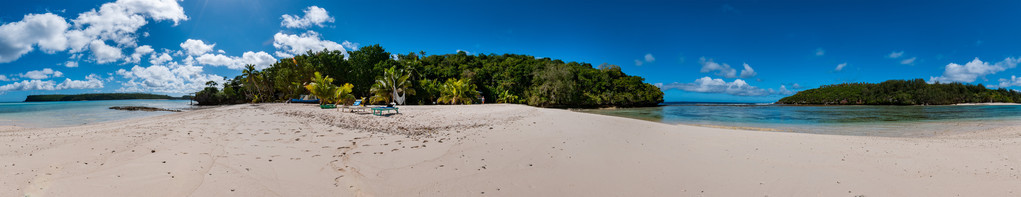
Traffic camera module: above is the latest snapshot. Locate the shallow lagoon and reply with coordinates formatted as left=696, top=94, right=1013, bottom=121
left=0, top=100, right=195, bottom=128
left=579, top=102, right=1021, bottom=137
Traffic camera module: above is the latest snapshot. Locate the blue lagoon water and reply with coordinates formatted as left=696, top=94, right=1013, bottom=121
left=0, top=100, right=196, bottom=128
left=579, top=102, right=1021, bottom=137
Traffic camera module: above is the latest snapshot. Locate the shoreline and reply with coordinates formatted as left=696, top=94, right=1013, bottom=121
left=3, top=103, right=1021, bottom=196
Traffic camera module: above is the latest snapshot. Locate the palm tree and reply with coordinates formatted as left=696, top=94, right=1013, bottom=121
left=369, top=67, right=414, bottom=105
left=242, top=64, right=262, bottom=103
left=334, top=83, right=356, bottom=105
left=304, top=72, right=339, bottom=105
left=437, top=78, right=478, bottom=105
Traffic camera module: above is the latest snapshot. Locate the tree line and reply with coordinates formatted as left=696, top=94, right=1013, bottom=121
left=194, top=45, right=663, bottom=108
left=777, top=79, right=1021, bottom=105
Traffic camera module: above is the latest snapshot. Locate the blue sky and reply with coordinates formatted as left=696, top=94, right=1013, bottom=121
left=2, top=0, right=1021, bottom=102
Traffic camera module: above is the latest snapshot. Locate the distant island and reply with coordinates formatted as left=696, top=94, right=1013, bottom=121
left=25, top=93, right=190, bottom=102
left=777, top=79, right=1021, bottom=105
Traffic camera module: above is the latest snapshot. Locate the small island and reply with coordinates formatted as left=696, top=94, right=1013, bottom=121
left=25, top=93, right=189, bottom=102
left=777, top=79, right=1021, bottom=105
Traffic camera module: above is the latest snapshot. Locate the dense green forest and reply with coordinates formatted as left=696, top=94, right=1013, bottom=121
left=25, top=93, right=183, bottom=102
left=194, top=45, right=663, bottom=107
left=777, top=79, right=1021, bottom=105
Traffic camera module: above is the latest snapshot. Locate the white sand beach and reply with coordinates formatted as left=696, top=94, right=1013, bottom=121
left=3, top=103, right=1021, bottom=196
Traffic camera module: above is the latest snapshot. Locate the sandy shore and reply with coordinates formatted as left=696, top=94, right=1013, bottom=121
left=3, top=103, right=1021, bottom=196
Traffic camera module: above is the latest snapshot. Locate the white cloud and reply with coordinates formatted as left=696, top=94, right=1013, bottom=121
left=342, top=41, right=359, bottom=51
left=996, top=75, right=1021, bottom=88
left=89, top=40, right=123, bottom=64
left=657, top=76, right=770, bottom=96
left=195, top=51, right=276, bottom=70
left=815, top=48, right=825, bottom=56
left=644, top=53, right=655, bottom=62
left=116, top=64, right=223, bottom=94
left=835, top=62, right=847, bottom=71
left=217, top=49, right=225, bottom=53
left=699, top=57, right=755, bottom=78
left=900, top=57, right=916, bottom=65
left=0, top=0, right=188, bottom=64
left=124, top=44, right=153, bottom=63
left=240, top=51, right=277, bottom=69
left=149, top=51, right=173, bottom=65
left=634, top=59, right=643, bottom=66
left=888, top=51, right=904, bottom=59
left=792, top=83, right=802, bottom=89
left=0, top=74, right=103, bottom=92
left=929, top=57, right=1020, bottom=83
left=180, top=39, right=214, bottom=56
left=281, top=6, right=335, bottom=28
left=739, top=63, right=757, bottom=78
left=272, top=31, right=346, bottom=58
left=65, top=61, right=78, bottom=68
left=775, top=85, right=794, bottom=95
left=0, top=13, right=70, bottom=63
left=55, top=74, right=103, bottom=89
left=20, top=68, right=63, bottom=80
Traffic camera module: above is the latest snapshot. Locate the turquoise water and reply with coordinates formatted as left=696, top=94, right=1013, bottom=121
left=0, top=100, right=196, bottom=128
left=579, top=102, right=1021, bottom=137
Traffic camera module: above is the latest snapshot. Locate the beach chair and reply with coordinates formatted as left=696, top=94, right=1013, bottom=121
left=345, top=99, right=368, bottom=113
left=371, top=106, right=399, bottom=116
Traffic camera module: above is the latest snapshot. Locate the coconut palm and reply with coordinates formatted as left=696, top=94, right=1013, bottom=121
left=334, top=83, right=356, bottom=105
left=304, top=72, right=339, bottom=105
left=437, top=78, right=478, bottom=105
left=242, top=64, right=263, bottom=103
left=369, top=67, right=414, bottom=105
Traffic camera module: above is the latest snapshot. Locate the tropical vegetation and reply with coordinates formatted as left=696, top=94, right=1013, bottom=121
left=777, top=79, right=1021, bottom=105
left=194, top=45, right=664, bottom=107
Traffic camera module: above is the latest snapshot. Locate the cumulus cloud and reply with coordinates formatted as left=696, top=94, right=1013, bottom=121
left=739, top=63, right=757, bottom=78
left=149, top=51, right=173, bottom=65
left=657, top=77, right=770, bottom=96
left=644, top=53, right=655, bottom=62
left=634, top=59, right=643, bottom=66
left=656, top=77, right=796, bottom=96
left=195, top=51, right=277, bottom=70
left=89, top=40, right=123, bottom=64
left=929, top=57, right=1020, bottom=83
left=116, top=63, right=223, bottom=93
left=124, top=44, right=153, bottom=63
left=699, top=57, right=755, bottom=78
left=180, top=39, right=215, bottom=56
left=273, top=31, right=347, bottom=58
left=815, top=48, right=825, bottom=56
left=900, top=57, right=916, bottom=65
left=281, top=6, right=335, bottom=28
left=20, top=68, right=63, bottom=80
left=0, top=0, right=187, bottom=64
left=342, top=41, right=359, bottom=51
left=65, top=61, right=78, bottom=68
left=0, top=75, right=10, bottom=81
left=0, top=13, right=70, bottom=63
left=0, top=74, right=103, bottom=93
left=835, top=62, right=847, bottom=71
left=888, top=51, right=904, bottom=59
left=994, top=75, right=1021, bottom=88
